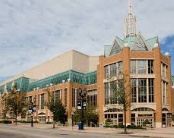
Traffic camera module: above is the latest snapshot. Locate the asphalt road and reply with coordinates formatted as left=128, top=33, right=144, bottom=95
left=0, top=125, right=133, bottom=138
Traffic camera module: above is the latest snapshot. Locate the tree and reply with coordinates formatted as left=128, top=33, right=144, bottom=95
left=46, top=90, right=66, bottom=128
left=73, top=104, right=98, bottom=126
left=5, top=84, right=27, bottom=125
left=110, top=75, right=131, bottom=133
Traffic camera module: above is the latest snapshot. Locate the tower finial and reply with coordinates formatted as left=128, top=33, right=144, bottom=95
left=124, top=0, right=137, bottom=38
left=129, top=0, right=132, bottom=13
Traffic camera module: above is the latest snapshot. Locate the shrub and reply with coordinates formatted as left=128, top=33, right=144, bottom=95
left=127, top=124, right=144, bottom=129
left=0, top=120, right=12, bottom=124
left=15, top=120, right=38, bottom=123
left=46, top=122, right=53, bottom=124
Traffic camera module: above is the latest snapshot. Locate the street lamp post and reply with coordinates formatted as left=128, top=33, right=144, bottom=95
left=29, top=101, right=36, bottom=127
left=78, top=88, right=87, bottom=130
left=71, top=111, right=74, bottom=130
left=30, top=102, right=34, bottom=127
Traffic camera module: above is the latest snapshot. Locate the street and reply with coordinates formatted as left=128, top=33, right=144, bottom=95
left=0, top=125, right=133, bottom=138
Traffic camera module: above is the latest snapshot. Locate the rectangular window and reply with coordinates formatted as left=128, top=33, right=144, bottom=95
left=118, top=114, right=123, bottom=125
left=87, top=90, right=97, bottom=106
left=166, top=83, right=168, bottom=104
left=54, top=90, right=61, bottom=101
left=105, top=82, right=109, bottom=105
left=72, top=88, right=76, bottom=107
left=138, top=79, right=147, bottom=103
left=104, top=66, right=109, bottom=79
left=131, top=114, right=135, bottom=124
left=40, top=94, right=44, bottom=109
left=161, top=63, right=167, bottom=78
left=110, top=63, right=116, bottom=77
left=138, top=60, right=146, bottom=74
left=148, top=79, right=154, bottom=102
left=148, top=60, right=154, bottom=74
left=117, top=61, right=123, bottom=75
left=131, top=79, right=137, bottom=103
left=64, top=88, right=67, bottom=107
left=131, top=60, right=136, bottom=74
left=162, top=81, right=168, bottom=104
left=162, top=82, right=165, bottom=104
left=29, top=96, right=32, bottom=103
left=110, top=81, right=117, bottom=104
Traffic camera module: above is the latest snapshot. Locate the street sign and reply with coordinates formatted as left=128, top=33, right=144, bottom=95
left=28, top=110, right=32, bottom=114
left=71, top=111, right=74, bottom=115
left=29, top=106, right=32, bottom=110
left=83, top=100, right=86, bottom=106
left=77, top=100, right=82, bottom=110
left=33, top=105, right=36, bottom=112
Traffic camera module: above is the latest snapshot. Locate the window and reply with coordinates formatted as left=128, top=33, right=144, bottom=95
left=162, top=81, right=168, bottom=104
left=131, top=114, right=135, bottom=124
left=148, top=60, right=154, bottom=74
left=118, top=114, right=123, bottom=125
left=166, top=83, right=168, bottom=104
left=162, top=82, right=165, bottom=104
left=105, top=82, right=109, bottom=105
left=137, top=60, right=146, bottom=74
left=131, top=79, right=137, bottom=103
left=72, top=88, right=76, bottom=107
left=161, top=63, right=167, bottom=78
left=40, top=94, right=44, bottom=109
left=87, top=90, right=97, bottom=106
left=54, top=90, right=61, bottom=101
left=138, top=79, right=147, bottom=103
left=132, top=107, right=154, bottom=111
left=38, top=116, right=46, bottom=123
left=110, top=63, right=116, bottom=77
left=29, top=96, right=32, bottom=103
left=131, top=79, right=154, bottom=103
left=117, top=61, right=123, bottom=75
left=131, top=60, right=154, bottom=74
left=110, top=81, right=117, bottom=104
left=104, top=66, right=109, bottom=79
left=131, top=60, right=136, bottom=74
left=64, top=88, right=67, bottom=107
left=149, top=79, right=154, bottom=102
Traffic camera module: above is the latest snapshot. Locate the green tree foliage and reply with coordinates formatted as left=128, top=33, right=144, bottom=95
left=46, top=90, right=66, bottom=128
left=110, top=75, right=131, bottom=133
left=5, top=83, right=27, bottom=125
left=74, top=104, right=98, bottom=126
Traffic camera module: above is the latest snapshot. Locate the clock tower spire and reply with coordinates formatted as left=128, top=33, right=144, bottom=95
left=124, top=0, right=137, bottom=38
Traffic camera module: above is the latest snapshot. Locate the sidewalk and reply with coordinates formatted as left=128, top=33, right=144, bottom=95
left=6, top=123, right=174, bottom=137
left=130, top=127, right=174, bottom=138
left=7, top=123, right=143, bottom=134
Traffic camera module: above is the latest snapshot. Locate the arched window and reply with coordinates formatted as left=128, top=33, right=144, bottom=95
left=104, top=108, right=122, bottom=112
left=132, top=107, right=154, bottom=111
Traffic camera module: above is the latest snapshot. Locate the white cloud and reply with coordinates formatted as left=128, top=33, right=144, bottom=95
left=0, top=0, right=174, bottom=76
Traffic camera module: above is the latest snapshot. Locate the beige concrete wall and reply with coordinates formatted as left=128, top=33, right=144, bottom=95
left=72, top=50, right=89, bottom=73
left=24, top=51, right=73, bottom=79
left=0, top=50, right=99, bottom=86
left=89, top=56, right=99, bottom=72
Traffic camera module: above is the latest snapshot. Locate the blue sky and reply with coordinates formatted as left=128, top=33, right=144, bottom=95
left=0, top=0, right=174, bottom=82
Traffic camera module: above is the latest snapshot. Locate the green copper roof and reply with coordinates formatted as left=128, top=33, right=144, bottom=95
left=105, top=33, right=159, bottom=57
left=104, top=45, right=112, bottom=57
left=123, top=36, right=136, bottom=48
left=146, top=36, right=158, bottom=50
left=115, top=36, right=124, bottom=47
